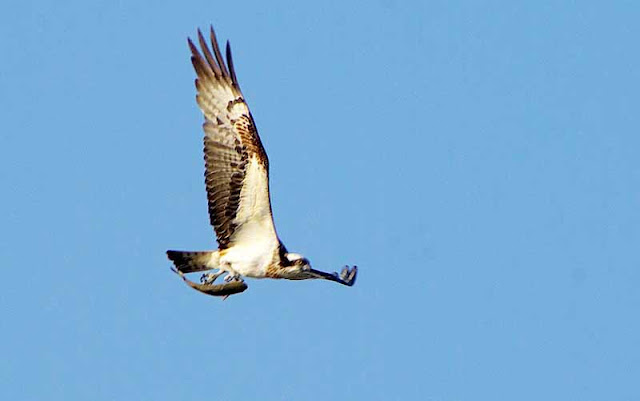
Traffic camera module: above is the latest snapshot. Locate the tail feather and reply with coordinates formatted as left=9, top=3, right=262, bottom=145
left=166, top=250, right=217, bottom=273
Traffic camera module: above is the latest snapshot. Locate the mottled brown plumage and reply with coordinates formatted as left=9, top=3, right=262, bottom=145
left=189, top=27, right=271, bottom=249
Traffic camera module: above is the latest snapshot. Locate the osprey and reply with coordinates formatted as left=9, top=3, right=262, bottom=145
left=167, top=27, right=357, bottom=298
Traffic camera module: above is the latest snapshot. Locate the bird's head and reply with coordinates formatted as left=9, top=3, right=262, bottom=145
left=281, top=252, right=357, bottom=286
left=281, top=253, right=313, bottom=279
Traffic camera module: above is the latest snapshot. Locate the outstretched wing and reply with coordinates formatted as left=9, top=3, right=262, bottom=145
left=188, top=27, right=277, bottom=249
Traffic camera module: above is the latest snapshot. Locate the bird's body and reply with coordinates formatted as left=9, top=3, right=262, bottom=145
left=167, top=27, right=357, bottom=297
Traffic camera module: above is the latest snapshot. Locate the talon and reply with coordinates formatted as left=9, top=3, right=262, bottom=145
left=201, top=271, right=225, bottom=285
left=224, top=274, right=244, bottom=283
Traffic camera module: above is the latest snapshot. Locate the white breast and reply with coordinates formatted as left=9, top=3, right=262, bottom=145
left=220, top=238, right=277, bottom=278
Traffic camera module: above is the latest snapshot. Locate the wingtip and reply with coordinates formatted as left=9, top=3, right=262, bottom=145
left=208, top=26, right=230, bottom=78
left=196, top=28, right=206, bottom=48
left=344, top=265, right=357, bottom=287
left=225, top=40, right=239, bottom=86
left=209, top=25, right=219, bottom=49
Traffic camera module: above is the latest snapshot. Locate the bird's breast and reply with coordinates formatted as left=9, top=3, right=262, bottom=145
left=220, top=240, right=277, bottom=278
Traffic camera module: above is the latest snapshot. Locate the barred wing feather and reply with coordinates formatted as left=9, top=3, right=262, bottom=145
left=189, top=27, right=277, bottom=249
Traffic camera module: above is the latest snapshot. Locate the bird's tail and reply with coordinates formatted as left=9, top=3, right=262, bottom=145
left=166, top=250, right=218, bottom=273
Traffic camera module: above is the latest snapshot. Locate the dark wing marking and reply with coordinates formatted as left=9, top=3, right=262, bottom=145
left=189, top=27, right=275, bottom=249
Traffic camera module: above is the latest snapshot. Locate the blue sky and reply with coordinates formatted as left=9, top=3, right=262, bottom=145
left=2, top=1, right=639, bottom=400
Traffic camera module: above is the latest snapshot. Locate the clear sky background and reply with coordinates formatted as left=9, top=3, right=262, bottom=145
left=1, top=1, right=639, bottom=400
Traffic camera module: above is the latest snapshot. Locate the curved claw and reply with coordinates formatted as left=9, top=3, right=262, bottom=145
left=201, top=270, right=224, bottom=284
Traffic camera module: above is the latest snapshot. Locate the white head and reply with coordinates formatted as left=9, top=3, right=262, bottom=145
left=281, top=251, right=357, bottom=286
left=281, top=252, right=313, bottom=279
left=285, top=253, right=308, bottom=264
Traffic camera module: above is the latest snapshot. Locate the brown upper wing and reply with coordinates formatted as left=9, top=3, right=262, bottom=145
left=189, top=27, right=276, bottom=249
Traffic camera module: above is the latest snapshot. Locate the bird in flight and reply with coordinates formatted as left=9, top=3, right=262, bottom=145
left=167, top=27, right=357, bottom=298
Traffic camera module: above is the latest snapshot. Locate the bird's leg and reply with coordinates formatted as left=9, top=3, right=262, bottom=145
left=200, top=270, right=225, bottom=284
left=224, top=273, right=243, bottom=283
